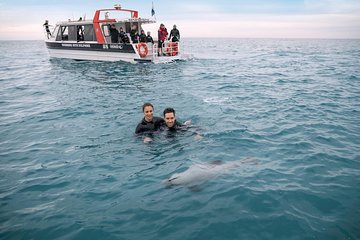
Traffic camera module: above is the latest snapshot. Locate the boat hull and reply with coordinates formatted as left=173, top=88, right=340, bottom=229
left=45, top=41, right=181, bottom=63
left=47, top=48, right=146, bottom=63
left=46, top=41, right=148, bottom=63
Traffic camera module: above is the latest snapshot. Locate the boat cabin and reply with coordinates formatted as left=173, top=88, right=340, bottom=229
left=52, top=7, right=154, bottom=44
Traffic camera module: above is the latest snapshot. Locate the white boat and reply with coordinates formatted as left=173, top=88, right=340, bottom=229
left=44, top=4, right=182, bottom=64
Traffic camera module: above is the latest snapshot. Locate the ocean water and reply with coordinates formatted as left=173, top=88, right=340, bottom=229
left=0, top=39, right=359, bottom=240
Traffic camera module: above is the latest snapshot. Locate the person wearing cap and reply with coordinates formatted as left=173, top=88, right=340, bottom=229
left=168, top=24, right=180, bottom=42
left=130, top=24, right=139, bottom=43
left=139, top=30, right=147, bottom=43
left=146, top=31, right=154, bottom=44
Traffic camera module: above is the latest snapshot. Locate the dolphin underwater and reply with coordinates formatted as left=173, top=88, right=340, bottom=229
left=163, top=157, right=257, bottom=190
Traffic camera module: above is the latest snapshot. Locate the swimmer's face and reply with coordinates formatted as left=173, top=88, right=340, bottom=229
left=143, top=106, right=154, bottom=122
left=164, top=112, right=175, bottom=128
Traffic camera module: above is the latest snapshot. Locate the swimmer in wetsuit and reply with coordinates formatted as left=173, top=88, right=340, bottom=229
left=135, top=102, right=164, bottom=134
left=160, top=107, right=188, bottom=131
left=160, top=107, right=203, bottom=141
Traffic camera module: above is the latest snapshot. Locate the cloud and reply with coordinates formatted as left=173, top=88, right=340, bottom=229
left=175, top=13, right=360, bottom=39
left=1, top=1, right=359, bottom=40
left=304, top=0, right=360, bottom=14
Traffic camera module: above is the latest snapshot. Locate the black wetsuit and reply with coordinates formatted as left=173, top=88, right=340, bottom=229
left=119, top=31, right=129, bottom=43
left=135, top=117, right=164, bottom=134
left=139, top=33, right=147, bottom=43
left=146, top=35, right=154, bottom=44
left=109, top=27, right=119, bottom=43
left=159, top=120, right=184, bottom=132
left=43, top=22, right=51, bottom=38
left=168, top=29, right=180, bottom=42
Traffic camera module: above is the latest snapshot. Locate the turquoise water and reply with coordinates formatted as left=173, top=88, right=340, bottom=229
left=1, top=39, right=360, bottom=239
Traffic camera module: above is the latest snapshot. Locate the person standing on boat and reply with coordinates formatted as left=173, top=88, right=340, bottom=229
left=119, top=27, right=129, bottom=43
left=77, top=26, right=84, bottom=42
left=135, top=103, right=164, bottom=134
left=130, top=24, right=139, bottom=43
left=157, top=23, right=168, bottom=56
left=139, top=30, right=147, bottom=43
left=43, top=20, right=51, bottom=39
left=168, top=25, right=180, bottom=42
left=146, top=31, right=154, bottom=44
left=109, top=24, right=119, bottom=43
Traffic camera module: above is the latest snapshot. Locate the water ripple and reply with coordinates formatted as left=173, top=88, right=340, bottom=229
left=1, top=39, right=359, bottom=240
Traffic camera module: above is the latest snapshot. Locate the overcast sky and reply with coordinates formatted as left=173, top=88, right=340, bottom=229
left=0, top=0, right=359, bottom=40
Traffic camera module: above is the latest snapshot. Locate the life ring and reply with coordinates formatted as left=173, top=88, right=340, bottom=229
left=137, top=43, right=148, bottom=58
left=166, top=42, right=178, bottom=56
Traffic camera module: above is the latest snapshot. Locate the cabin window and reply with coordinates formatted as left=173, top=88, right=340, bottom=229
left=83, top=25, right=96, bottom=41
left=68, top=26, right=77, bottom=41
left=56, top=24, right=96, bottom=41
left=53, top=26, right=59, bottom=39
left=125, top=22, right=131, bottom=33
left=56, top=26, right=69, bottom=41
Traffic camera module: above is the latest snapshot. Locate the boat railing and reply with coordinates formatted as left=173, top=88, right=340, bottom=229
left=134, top=41, right=181, bottom=61
left=163, top=41, right=180, bottom=57
left=152, top=43, right=158, bottom=58
left=151, top=41, right=180, bottom=59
